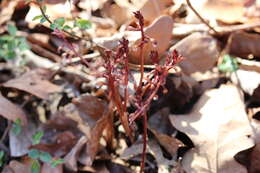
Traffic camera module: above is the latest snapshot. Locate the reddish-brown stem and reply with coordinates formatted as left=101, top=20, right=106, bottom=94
left=140, top=112, right=147, bottom=173
left=138, top=46, right=145, bottom=89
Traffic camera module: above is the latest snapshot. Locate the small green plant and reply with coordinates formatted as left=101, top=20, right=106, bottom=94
left=11, top=118, right=22, bottom=136
left=32, top=131, right=44, bottom=145
left=32, top=2, right=91, bottom=32
left=31, top=160, right=41, bottom=173
left=28, top=131, right=64, bottom=172
left=28, top=149, right=64, bottom=171
left=0, top=24, right=30, bottom=60
left=218, top=54, right=239, bottom=73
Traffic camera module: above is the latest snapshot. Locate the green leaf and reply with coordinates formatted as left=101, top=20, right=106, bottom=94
left=0, top=151, right=4, bottom=167
left=31, top=160, right=41, bottom=173
left=40, top=17, right=47, bottom=24
left=32, top=131, right=44, bottom=145
left=39, top=151, right=52, bottom=163
left=7, top=24, right=17, bottom=36
left=50, top=23, right=58, bottom=30
left=6, top=51, right=16, bottom=60
left=11, top=118, right=22, bottom=135
left=54, top=17, right=65, bottom=29
left=32, top=15, right=43, bottom=21
left=51, top=159, right=64, bottom=168
left=17, top=38, right=30, bottom=51
left=0, top=35, right=13, bottom=42
left=218, top=54, right=239, bottom=73
left=7, top=40, right=16, bottom=50
left=75, top=19, right=91, bottom=30
left=28, top=149, right=40, bottom=159
left=63, top=25, right=72, bottom=31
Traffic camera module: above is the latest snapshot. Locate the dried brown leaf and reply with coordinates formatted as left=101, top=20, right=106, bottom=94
left=3, top=68, right=61, bottom=99
left=41, top=162, right=63, bottom=173
left=121, top=140, right=175, bottom=172
left=129, top=15, right=173, bottom=64
left=64, top=136, right=87, bottom=171
left=235, top=143, right=260, bottom=173
left=9, top=120, right=36, bottom=157
left=170, top=84, right=254, bottom=173
left=62, top=95, right=111, bottom=167
left=200, top=0, right=245, bottom=23
left=148, top=108, right=184, bottom=156
left=228, top=32, right=260, bottom=59
left=170, top=32, right=220, bottom=75
left=0, top=93, right=27, bottom=125
left=30, top=131, right=77, bottom=157
left=2, top=160, right=31, bottom=173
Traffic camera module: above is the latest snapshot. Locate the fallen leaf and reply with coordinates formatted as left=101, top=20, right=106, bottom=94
left=41, top=162, right=63, bottom=173
left=148, top=108, right=184, bottom=156
left=231, top=69, right=260, bottom=95
left=106, top=162, right=133, bottom=173
left=170, top=84, right=254, bottom=173
left=3, top=68, right=61, bottom=99
left=129, top=15, right=173, bottom=64
left=64, top=136, right=87, bottom=171
left=235, top=143, right=260, bottom=173
left=25, top=1, right=73, bottom=28
left=78, top=0, right=108, bottom=11
left=102, top=4, right=131, bottom=26
left=0, top=0, right=19, bottom=33
left=62, top=95, right=111, bottom=167
left=0, top=92, right=27, bottom=125
left=3, top=160, right=31, bottom=173
left=170, top=32, right=220, bottom=75
left=9, top=120, right=37, bottom=157
left=30, top=131, right=77, bottom=157
left=200, top=0, right=245, bottom=23
left=251, top=85, right=260, bottom=104
left=140, top=0, right=173, bottom=22
left=72, top=94, right=107, bottom=120
left=121, top=140, right=176, bottom=173
left=228, top=32, right=260, bottom=59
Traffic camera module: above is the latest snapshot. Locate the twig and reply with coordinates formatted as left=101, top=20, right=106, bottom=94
left=186, top=0, right=218, bottom=34
left=37, top=1, right=93, bottom=44
left=217, top=21, right=260, bottom=35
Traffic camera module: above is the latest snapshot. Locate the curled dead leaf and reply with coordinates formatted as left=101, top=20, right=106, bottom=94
left=3, top=68, right=61, bottom=100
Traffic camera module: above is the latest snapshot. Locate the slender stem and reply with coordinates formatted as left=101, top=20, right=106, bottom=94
left=138, top=46, right=145, bottom=88
left=37, top=1, right=92, bottom=43
left=186, top=0, right=218, bottom=34
left=140, top=112, right=147, bottom=173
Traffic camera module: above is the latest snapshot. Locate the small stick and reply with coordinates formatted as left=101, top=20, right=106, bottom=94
left=186, top=0, right=218, bottom=34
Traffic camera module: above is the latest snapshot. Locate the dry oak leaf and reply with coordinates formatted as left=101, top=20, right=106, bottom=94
left=63, top=95, right=111, bottom=168
left=3, top=68, right=61, bottom=99
left=0, top=92, right=27, bottom=125
left=170, top=32, right=220, bottom=75
left=170, top=84, right=254, bottom=173
left=129, top=15, right=173, bottom=64
left=228, top=31, right=260, bottom=60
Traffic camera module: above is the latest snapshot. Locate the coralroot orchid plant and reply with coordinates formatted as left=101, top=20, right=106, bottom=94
left=32, top=2, right=182, bottom=171
left=103, top=11, right=183, bottom=172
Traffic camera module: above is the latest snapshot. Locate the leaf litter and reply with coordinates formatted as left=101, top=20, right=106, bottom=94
left=0, top=0, right=260, bottom=173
